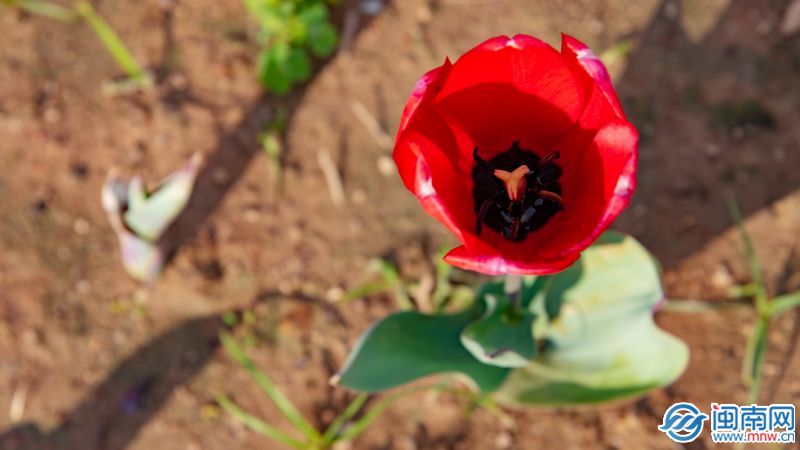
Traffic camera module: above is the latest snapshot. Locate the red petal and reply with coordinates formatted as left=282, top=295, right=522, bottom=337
left=444, top=245, right=579, bottom=276
left=554, top=119, right=638, bottom=258
left=434, top=35, right=586, bottom=157
left=397, top=59, right=453, bottom=136
left=549, top=84, right=622, bottom=175
left=518, top=118, right=637, bottom=259
left=395, top=59, right=470, bottom=193
left=560, top=33, right=625, bottom=120
left=394, top=130, right=479, bottom=246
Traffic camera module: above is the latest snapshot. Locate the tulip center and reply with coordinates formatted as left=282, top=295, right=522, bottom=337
left=472, top=142, right=564, bottom=242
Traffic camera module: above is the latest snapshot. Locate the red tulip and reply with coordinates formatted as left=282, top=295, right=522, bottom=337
left=394, top=34, right=638, bottom=275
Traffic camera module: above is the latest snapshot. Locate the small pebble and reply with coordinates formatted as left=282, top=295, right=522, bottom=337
left=663, top=1, right=679, bottom=19
left=326, top=286, right=344, bottom=302
left=757, top=19, right=773, bottom=35
left=243, top=208, right=260, bottom=223
left=710, top=265, right=733, bottom=291
left=212, top=168, right=229, bottom=185
left=377, top=155, right=394, bottom=176
left=351, top=189, right=367, bottom=204
left=43, top=107, right=61, bottom=124
left=780, top=0, right=800, bottom=35
left=359, top=0, right=384, bottom=16
left=74, top=218, right=90, bottom=235
left=704, top=143, right=721, bottom=159
left=495, top=432, right=513, bottom=449
left=76, top=280, right=91, bottom=294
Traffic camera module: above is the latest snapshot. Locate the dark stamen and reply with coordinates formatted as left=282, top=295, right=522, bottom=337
left=471, top=143, right=564, bottom=242
left=473, top=147, right=490, bottom=169
left=475, top=198, right=494, bottom=235
left=537, top=150, right=560, bottom=169
left=537, top=190, right=565, bottom=209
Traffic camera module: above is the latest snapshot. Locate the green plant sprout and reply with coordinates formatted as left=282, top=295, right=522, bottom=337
left=340, top=247, right=475, bottom=312
left=2, top=0, right=153, bottom=92
left=215, top=331, right=416, bottom=449
left=259, top=106, right=290, bottom=195
left=243, top=0, right=339, bottom=93
left=667, top=195, right=800, bottom=405
left=727, top=196, right=800, bottom=404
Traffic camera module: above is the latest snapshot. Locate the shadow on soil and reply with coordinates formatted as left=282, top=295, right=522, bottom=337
left=0, top=316, right=224, bottom=450
left=614, top=0, right=800, bottom=270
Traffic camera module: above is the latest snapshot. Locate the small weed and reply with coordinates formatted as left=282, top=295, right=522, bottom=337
left=243, top=0, right=339, bottom=94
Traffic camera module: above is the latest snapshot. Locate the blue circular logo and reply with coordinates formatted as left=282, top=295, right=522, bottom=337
left=658, top=402, right=709, bottom=443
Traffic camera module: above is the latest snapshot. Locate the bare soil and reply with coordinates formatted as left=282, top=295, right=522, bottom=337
left=1, top=0, right=799, bottom=449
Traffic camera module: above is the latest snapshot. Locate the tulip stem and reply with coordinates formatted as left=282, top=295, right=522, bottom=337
left=504, top=274, right=523, bottom=313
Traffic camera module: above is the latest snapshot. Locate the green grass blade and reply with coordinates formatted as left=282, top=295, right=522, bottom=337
left=663, top=299, right=752, bottom=313
left=340, top=280, right=392, bottom=303
left=728, top=283, right=758, bottom=299
left=215, top=394, right=308, bottom=449
left=771, top=291, right=800, bottom=317
left=12, top=0, right=76, bottom=21
left=370, top=259, right=413, bottom=310
left=339, top=386, right=427, bottom=442
left=74, top=1, right=151, bottom=86
left=320, top=393, right=369, bottom=444
left=392, top=284, right=414, bottom=310
left=432, top=247, right=453, bottom=313
left=742, top=319, right=769, bottom=403
left=727, top=194, right=769, bottom=314
left=220, top=332, right=322, bottom=442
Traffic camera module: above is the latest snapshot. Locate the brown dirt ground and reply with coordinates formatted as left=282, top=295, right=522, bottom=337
left=1, top=0, right=799, bottom=449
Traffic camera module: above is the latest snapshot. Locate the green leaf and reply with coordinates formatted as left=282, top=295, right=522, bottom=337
left=13, top=0, right=76, bottom=22
left=770, top=291, right=800, bottom=317
left=727, top=194, right=768, bottom=313
left=308, top=21, right=338, bottom=57
left=292, top=3, right=326, bottom=42
left=461, top=293, right=537, bottom=368
left=743, top=319, right=769, bottom=403
left=123, top=154, right=202, bottom=241
left=297, top=3, right=328, bottom=26
left=335, top=308, right=510, bottom=393
left=257, top=42, right=311, bottom=93
left=494, top=232, right=689, bottom=406
left=286, top=47, right=311, bottom=82
left=258, top=42, right=292, bottom=94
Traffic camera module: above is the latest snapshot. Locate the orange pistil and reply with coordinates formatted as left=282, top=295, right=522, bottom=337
left=493, top=165, right=530, bottom=201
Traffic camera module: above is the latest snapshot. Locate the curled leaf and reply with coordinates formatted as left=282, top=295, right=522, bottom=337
left=102, top=153, right=202, bottom=282
left=460, top=294, right=537, bottom=368
left=494, top=233, right=689, bottom=406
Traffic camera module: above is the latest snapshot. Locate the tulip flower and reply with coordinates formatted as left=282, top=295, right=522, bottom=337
left=394, top=34, right=638, bottom=275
